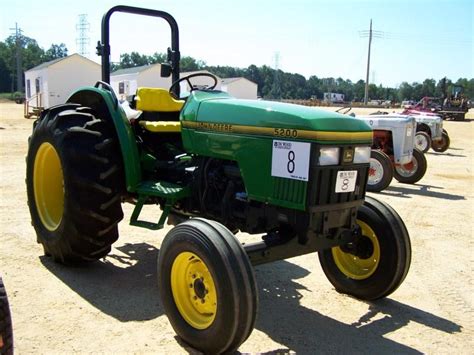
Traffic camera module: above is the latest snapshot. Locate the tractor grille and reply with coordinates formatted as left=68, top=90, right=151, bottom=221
left=307, top=164, right=368, bottom=206
left=272, top=177, right=307, bottom=204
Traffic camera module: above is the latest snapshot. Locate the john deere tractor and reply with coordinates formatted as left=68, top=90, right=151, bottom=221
left=26, top=6, right=411, bottom=353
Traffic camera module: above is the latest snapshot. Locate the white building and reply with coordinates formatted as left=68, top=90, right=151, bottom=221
left=24, top=54, right=100, bottom=108
left=221, top=77, right=258, bottom=100
left=323, top=92, right=345, bottom=103
left=111, top=63, right=170, bottom=99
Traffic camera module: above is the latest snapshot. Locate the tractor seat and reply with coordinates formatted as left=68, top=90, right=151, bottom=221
left=135, top=87, right=184, bottom=112
left=135, top=87, right=184, bottom=132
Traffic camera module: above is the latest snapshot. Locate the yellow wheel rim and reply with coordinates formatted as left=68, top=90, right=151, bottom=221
left=171, top=252, right=217, bottom=329
left=33, top=142, right=64, bottom=231
left=332, top=220, right=380, bottom=280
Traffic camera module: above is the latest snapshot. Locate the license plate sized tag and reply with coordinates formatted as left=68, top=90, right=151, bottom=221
left=335, top=170, right=357, bottom=193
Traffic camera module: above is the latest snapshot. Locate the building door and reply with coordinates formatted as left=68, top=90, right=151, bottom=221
left=26, top=79, right=31, bottom=98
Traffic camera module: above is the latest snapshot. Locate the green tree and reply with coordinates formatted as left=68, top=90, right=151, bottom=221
left=44, top=43, right=68, bottom=61
left=420, top=79, right=436, bottom=97
left=0, top=34, right=46, bottom=92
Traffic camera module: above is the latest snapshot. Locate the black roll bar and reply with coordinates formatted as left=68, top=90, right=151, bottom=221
left=97, top=5, right=180, bottom=95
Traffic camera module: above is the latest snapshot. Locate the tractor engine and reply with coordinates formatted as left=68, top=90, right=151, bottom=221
left=172, top=158, right=282, bottom=235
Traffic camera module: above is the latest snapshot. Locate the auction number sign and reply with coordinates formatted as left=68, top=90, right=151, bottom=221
left=271, top=140, right=310, bottom=181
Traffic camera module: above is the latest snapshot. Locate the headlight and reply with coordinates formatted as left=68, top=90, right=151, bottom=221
left=353, top=146, right=371, bottom=163
left=406, top=125, right=413, bottom=137
left=318, top=147, right=340, bottom=165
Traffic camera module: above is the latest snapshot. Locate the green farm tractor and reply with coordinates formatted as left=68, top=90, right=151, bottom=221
left=26, top=6, right=411, bottom=353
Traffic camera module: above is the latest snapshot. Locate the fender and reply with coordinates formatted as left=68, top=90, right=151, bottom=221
left=67, top=86, right=141, bottom=192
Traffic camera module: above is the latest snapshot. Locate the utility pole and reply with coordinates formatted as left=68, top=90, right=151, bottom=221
left=359, top=20, right=383, bottom=105
left=272, top=52, right=281, bottom=99
left=9, top=23, right=23, bottom=92
left=364, top=19, right=372, bottom=105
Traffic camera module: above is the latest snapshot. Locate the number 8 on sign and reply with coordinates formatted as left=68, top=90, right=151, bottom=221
left=287, top=151, right=295, bottom=173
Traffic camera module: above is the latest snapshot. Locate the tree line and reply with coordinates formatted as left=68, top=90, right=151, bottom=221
left=111, top=52, right=474, bottom=102
left=0, top=34, right=68, bottom=92
left=1, top=33, right=472, bottom=102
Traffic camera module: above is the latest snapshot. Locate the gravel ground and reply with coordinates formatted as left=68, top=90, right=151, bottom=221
left=0, top=102, right=473, bottom=354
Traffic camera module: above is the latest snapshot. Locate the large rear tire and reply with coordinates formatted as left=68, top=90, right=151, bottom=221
left=0, top=277, right=13, bottom=355
left=431, top=130, right=450, bottom=153
left=367, top=150, right=393, bottom=192
left=393, top=148, right=427, bottom=184
left=26, top=105, right=124, bottom=263
left=318, top=196, right=411, bottom=300
left=158, top=218, right=257, bottom=354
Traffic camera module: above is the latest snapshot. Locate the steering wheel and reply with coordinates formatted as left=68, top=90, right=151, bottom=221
left=336, top=106, right=352, bottom=115
left=169, top=73, right=218, bottom=99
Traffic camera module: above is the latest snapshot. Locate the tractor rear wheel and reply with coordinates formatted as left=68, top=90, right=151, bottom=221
left=414, top=131, right=431, bottom=153
left=158, top=218, right=257, bottom=354
left=431, top=130, right=450, bottom=153
left=26, top=104, right=124, bottom=263
left=318, top=196, right=411, bottom=300
left=393, top=148, right=427, bottom=184
left=0, top=277, right=13, bottom=355
left=367, top=150, right=393, bottom=192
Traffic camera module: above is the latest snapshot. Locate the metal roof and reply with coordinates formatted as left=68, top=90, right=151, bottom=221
left=26, top=53, right=98, bottom=72
left=112, top=64, right=159, bottom=76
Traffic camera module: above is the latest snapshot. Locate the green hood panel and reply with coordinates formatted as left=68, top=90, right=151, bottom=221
left=182, top=91, right=371, bottom=134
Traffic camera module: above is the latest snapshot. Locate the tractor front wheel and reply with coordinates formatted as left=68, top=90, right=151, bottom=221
left=367, top=150, right=393, bottom=192
left=431, top=130, right=450, bottom=153
left=318, top=196, right=411, bottom=300
left=158, top=218, right=257, bottom=354
left=414, top=131, right=431, bottom=153
left=393, top=148, right=427, bottom=184
left=26, top=105, right=124, bottom=263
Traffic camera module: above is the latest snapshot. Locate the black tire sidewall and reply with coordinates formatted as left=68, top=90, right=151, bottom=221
left=26, top=106, right=124, bottom=263
left=319, top=197, right=411, bottom=300
left=393, top=148, right=427, bottom=184
left=0, top=277, right=13, bottom=354
left=158, top=220, right=256, bottom=353
left=415, top=131, right=431, bottom=153
left=367, top=150, right=393, bottom=192
left=431, top=132, right=450, bottom=152
left=26, top=116, right=75, bottom=249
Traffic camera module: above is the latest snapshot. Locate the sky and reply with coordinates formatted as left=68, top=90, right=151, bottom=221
left=1, top=0, right=472, bottom=87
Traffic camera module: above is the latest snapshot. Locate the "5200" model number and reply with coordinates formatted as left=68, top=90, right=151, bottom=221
left=274, top=128, right=298, bottom=138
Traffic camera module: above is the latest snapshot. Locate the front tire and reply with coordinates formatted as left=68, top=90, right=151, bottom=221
left=367, top=150, right=393, bottom=192
left=414, top=131, right=431, bottom=153
left=393, top=148, right=427, bottom=184
left=158, top=219, right=257, bottom=354
left=319, top=196, right=411, bottom=300
left=26, top=105, right=124, bottom=263
left=431, top=130, right=450, bottom=153
left=0, top=277, right=13, bottom=355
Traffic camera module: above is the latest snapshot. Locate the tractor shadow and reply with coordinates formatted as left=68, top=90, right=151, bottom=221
left=253, top=260, right=461, bottom=354
left=377, top=184, right=465, bottom=200
left=426, top=151, right=466, bottom=158
left=40, top=242, right=163, bottom=322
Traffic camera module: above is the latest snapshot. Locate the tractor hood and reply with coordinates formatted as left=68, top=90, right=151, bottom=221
left=181, top=91, right=372, bottom=143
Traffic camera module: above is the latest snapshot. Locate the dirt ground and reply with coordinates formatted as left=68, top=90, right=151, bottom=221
left=0, top=101, right=473, bottom=354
